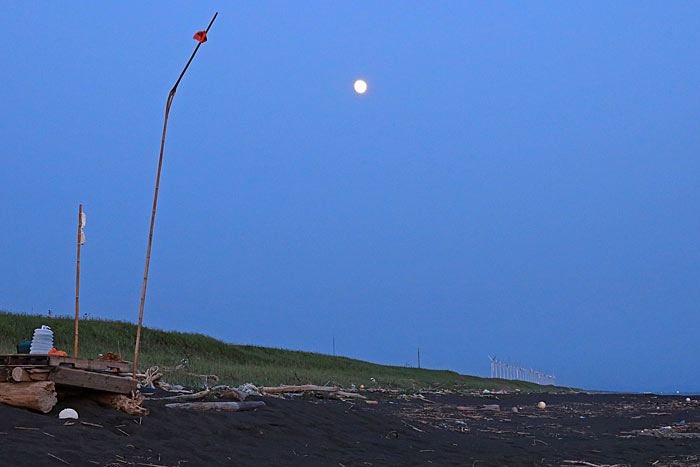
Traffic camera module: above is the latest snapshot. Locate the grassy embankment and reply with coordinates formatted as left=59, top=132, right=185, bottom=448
left=0, top=311, right=566, bottom=392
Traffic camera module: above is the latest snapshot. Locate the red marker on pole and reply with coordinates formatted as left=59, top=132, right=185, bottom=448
left=193, top=31, right=208, bottom=43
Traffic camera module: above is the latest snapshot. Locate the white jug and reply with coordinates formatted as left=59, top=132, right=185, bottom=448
left=29, top=325, right=54, bottom=354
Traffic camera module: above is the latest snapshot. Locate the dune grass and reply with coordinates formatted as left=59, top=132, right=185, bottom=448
left=0, top=310, right=566, bottom=392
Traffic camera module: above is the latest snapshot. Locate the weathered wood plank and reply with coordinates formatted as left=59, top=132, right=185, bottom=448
left=0, top=355, right=52, bottom=367
left=50, top=367, right=137, bottom=394
left=47, top=356, right=131, bottom=373
left=0, top=355, right=131, bottom=373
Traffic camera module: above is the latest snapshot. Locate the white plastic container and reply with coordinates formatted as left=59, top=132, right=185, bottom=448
left=29, top=325, right=54, bottom=354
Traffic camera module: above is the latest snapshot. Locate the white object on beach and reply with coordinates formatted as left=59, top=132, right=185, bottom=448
left=29, top=325, right=54, bottom=354
left=58, top=408, right=79, bottom=419
left=537, top=401, right=546, bottom=409
left=686, top=398, right=692, bottom=403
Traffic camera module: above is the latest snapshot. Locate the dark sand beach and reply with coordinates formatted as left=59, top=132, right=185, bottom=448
left=1, top=391, right=699, bottom=466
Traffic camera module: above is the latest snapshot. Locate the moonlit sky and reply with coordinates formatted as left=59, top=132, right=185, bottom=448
left=1, top=2, right=699, bottom=393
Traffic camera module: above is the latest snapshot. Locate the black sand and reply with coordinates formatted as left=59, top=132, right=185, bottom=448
left=1, top=391, right=698, bottom=466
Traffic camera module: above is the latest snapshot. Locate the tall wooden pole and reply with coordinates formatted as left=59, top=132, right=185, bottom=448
left=133, top=13, right=218, bottom=377
left=417, top=347, right=421, bottom=369
left=74, top=204, right=82, bottom=357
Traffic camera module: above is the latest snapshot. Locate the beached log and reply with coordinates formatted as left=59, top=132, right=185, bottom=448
left=262, top=384, right=340, bottom=393
left=11, top=368, right=32, bottom=382
left=9, top=367, right=51, bottom=382
left=89, top=391, right=150, bottom=416
left=165, top=401, right=265, bottom=412
left=146, top=389, right=210, bottom=401
left=338, top=390, right=367, bottom=399
left=219, top=389, right=247, bottom=401
left=0, top=381, right=58, bottom=413
left=261, top=384, right=367, bottom=399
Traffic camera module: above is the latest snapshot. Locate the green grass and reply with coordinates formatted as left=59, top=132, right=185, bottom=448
left=0, top=310, right=569, bottom=392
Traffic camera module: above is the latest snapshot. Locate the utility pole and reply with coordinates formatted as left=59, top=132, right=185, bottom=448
left=417, top=347, right=421, bottom=369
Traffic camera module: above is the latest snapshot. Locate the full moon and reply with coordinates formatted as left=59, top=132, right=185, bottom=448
left=353, top=79, right=368, bottom=94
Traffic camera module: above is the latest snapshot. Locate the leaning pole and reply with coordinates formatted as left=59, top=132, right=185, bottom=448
left=133, top=13, right=218, bottom=378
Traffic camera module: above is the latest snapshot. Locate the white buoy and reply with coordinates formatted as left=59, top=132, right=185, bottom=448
left=537, top=401, right=546, bottom=409
left=686, top=397, right=692, bottom=403
left=58, top=408, right=79, bottom=420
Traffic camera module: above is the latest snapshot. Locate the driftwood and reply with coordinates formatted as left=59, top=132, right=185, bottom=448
left=10, top=368, right=52, bottom=382
left=11, top=368, right=32, bottom=382
left=262, top=384, right=340, bottom=393
left=261, top=385, right=367, bottom=399
left=165, top=401, right=265, bottom=412
left=562, top=462, right=624, bottom=467
left=140, top=366, right=163, bottom=388
left=220, top=389, right=247, bottom=401
left=89, top=391, right=150, bottom=416
left=146, top=389, right=210, bottom=402
left=0, top=381, right=58, bottom=413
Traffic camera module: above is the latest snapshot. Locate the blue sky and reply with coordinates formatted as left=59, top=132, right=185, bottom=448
left=1, top=2, right=698, bottom=393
